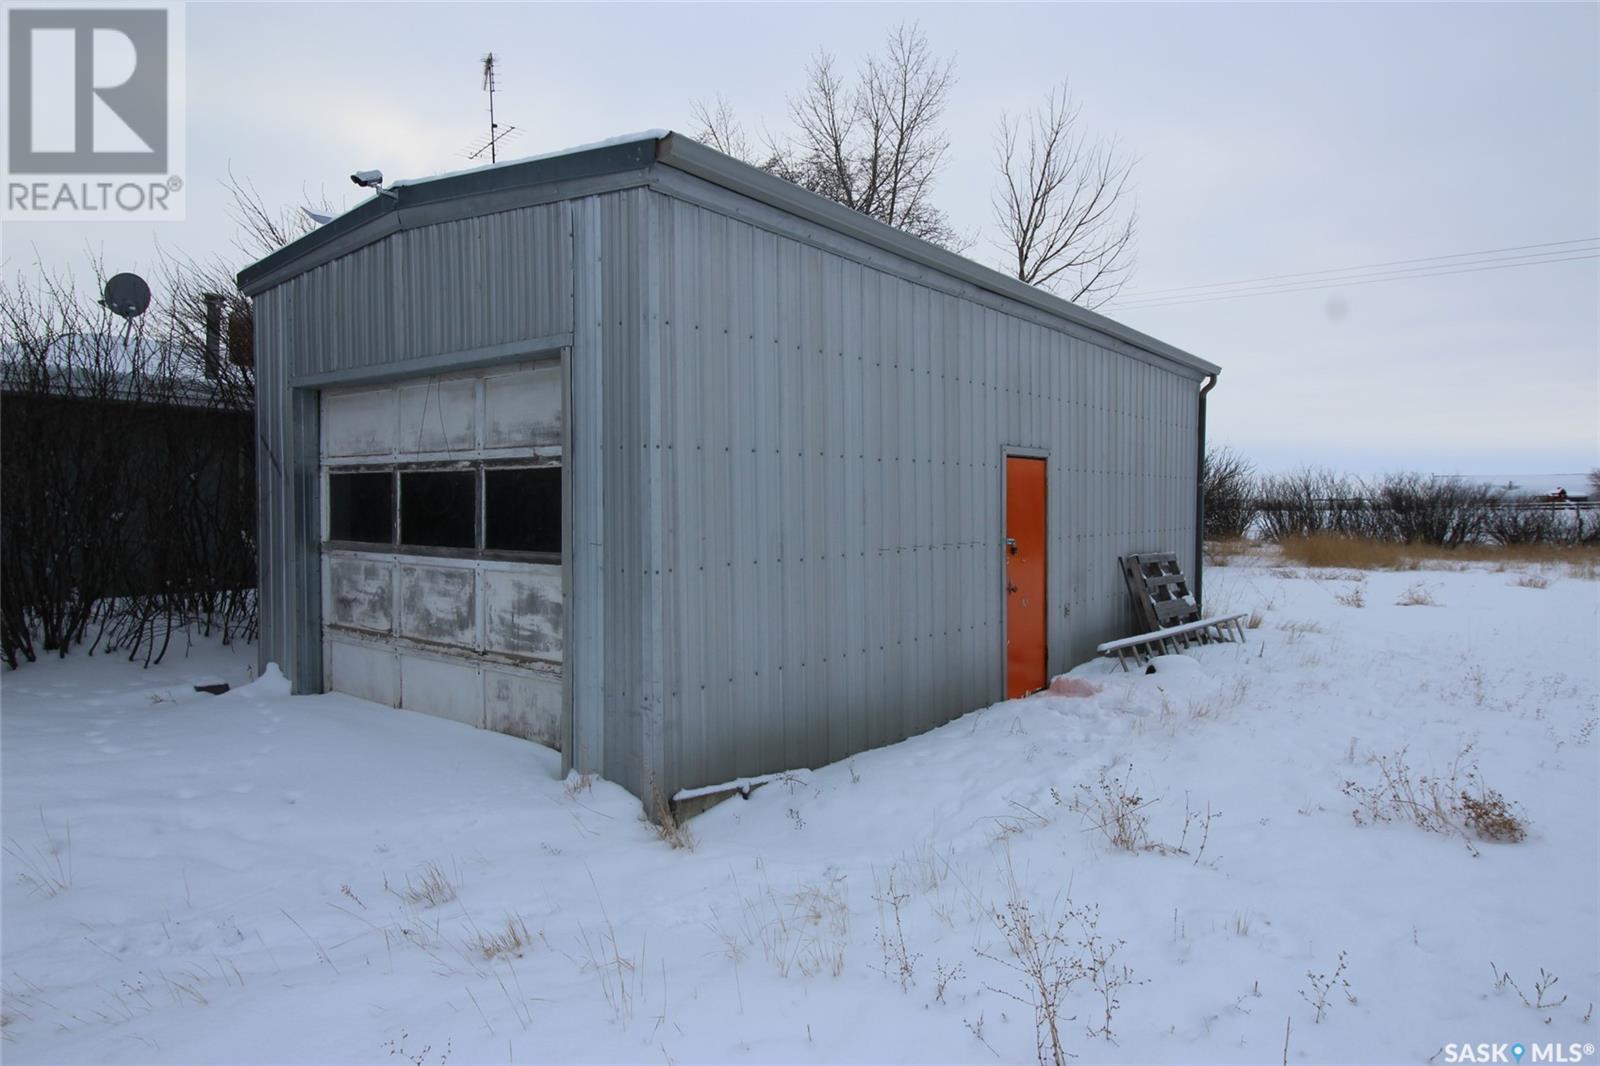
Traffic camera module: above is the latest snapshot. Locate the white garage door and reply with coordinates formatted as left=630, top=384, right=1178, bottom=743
left=318, top=360, right=564, bottom=748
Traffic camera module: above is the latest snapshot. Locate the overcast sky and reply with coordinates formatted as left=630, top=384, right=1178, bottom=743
left=4, top=2, right=1595, bottom=483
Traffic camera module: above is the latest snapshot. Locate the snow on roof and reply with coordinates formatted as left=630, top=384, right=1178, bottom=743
left=388, top=130, right=667, bottom=191
left=301, top=130, right=669, bottom=231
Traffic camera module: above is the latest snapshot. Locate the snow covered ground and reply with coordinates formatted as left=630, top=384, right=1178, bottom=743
left=3, top=555, right=1596, bottom=1064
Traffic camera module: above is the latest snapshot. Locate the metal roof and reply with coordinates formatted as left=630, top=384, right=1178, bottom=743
left=237, top=131, right=1218, bottom=377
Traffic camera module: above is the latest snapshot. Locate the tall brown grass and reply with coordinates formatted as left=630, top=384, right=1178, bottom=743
left=1278, top=534, right=1599, bottom=575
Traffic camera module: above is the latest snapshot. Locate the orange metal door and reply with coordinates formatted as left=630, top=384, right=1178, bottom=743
left=1005, top=456, right=1048, bottom=698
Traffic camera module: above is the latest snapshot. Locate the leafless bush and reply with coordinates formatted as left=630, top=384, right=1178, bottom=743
left=933, top=959, right=964, bottom=1004
left=980, top=890, right=1079, bottom=1065
left=1253, top=470, right=1559, bottom=548
left=1255, top=469, right=1370, bottom=542
left=873, top=869, right=922, bottom=989
left=1491, top=963, right=1569, bottom=1014
left=1301, top=950, right=1355, bottom=1023
left=1486, top=499, right=1564, bottom=546
left=978, top=868, right=1138, bottom=1064
left=1, top=262, right=256, bottom=669
left=1343, top=747, right=1461, bottom=834
left=1074, top=764, right=1155, bottom=852
left=1073, top=766, right=1219, bottom=862
left=1202, top=447, right=1258, bottom=539
left=1368, top=473, right=1498, bottom=547
left=1342, top=746, right=1527, bottom=849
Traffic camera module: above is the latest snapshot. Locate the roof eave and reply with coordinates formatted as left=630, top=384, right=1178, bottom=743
left=235, top=136, right=661, bottom=296
left=235, top=129, right=1219, bottom=379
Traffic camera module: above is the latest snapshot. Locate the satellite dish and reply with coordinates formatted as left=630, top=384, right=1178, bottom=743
left=102, top=272, right=152, bottom=320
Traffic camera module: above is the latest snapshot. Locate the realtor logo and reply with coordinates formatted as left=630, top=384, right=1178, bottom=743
left=3, top=2, right=185, bottom=219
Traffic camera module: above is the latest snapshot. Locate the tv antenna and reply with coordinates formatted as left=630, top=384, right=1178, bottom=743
left=465, top=52, right=520, bottom=164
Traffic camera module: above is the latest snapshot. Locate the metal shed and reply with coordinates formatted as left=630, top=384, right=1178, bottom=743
left=238, top=130, right=1221, bottom=812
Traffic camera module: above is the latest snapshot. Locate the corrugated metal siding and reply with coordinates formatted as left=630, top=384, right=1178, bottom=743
left=569, top=187, right=663, bottom=800
left=252, top=202, right=575, bottom=690
left=650, top=192, right=1199, bottom=796
left=255, top=171, right=1202, bottom=810
left=271, top=203, right=571, bottom=379
left=253, top=285, right=290, bottom=679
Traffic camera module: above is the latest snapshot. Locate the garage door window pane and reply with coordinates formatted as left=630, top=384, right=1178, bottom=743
left=328, top=471, right=393, bottom=544
left=485, top=467, right=561, bottom=553
left=400, top=471, right=476, bottom=549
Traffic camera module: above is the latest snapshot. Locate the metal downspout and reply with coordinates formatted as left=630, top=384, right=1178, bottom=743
left=1195, top=373, right=1219, bottom=610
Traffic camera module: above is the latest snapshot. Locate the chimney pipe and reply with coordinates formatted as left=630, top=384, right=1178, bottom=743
left=202, top=293, right=224, bottom=379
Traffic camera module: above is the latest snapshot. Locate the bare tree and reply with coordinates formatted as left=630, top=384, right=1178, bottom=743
left=222, top=165, right=333, bottom=261
left=992, top=83, right=1137, bottom=307
left=694, top=24, right=962, bottom=248
left=691, top=94, right=758, bottom=164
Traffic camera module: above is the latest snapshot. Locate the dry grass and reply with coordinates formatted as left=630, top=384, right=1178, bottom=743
left=1510, top=572, right=1551, bottom=589
left=1394, top=582, right=1437, bottom=607
left=471, top=915, right=533, bottom=960
left=4, top=812, right=71, bottom=897
left=1278, top=534, right=1600, bottom=574
left=1204, top=538, right=1255, bottom=567
left=401, top=861, right=458, bottom=908
left=710, top=869, right=851, bottom=981
left=1278, top=620, right=1324, bottom=642
left=654, top=794, right=697, bottom=851
left=1342, top=745, right=1527, bottom=851
left=1457, top=791, right=1528, bottom=843
left=1334, top=585, right=1365, bottom=608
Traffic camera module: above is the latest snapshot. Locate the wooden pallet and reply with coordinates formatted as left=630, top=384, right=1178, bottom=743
left=1119, top=552, right=1201, bottom=631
